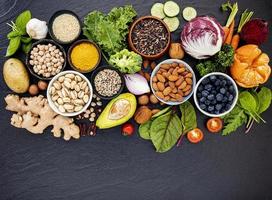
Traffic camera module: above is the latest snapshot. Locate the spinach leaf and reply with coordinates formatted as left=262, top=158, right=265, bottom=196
left=179, top=101, right=197, bottom=134
left=150, top=111, right=182, bottom=153
left=22, top=42, right=32, bottom=54
left=139, top=121, right=152, bottom=140
left=222, top=106, right=247, bottom=135
left=15, top=10, right=31, bottom=34
left=6, top=36, right=21, bottom=57
left=257, top=87, right=272, bottom=114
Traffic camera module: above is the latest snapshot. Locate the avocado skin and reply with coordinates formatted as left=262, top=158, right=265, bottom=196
left=96, top=93, right=137, bottom=129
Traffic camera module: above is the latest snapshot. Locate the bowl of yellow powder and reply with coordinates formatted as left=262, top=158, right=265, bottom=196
left=68, top=39, right=101, bottom=73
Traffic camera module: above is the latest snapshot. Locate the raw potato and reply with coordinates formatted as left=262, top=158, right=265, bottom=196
left=3, top=58, right=29, bottom=93
left=28, top=84, right=39, bottom=96
left=138, top=95, right=149, bottom=105
left=5, top=94, right=80, bottom=141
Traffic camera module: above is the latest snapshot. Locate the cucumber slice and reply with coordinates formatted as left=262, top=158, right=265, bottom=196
left=163, top=1, right=180, bottom=17
left=151, top=3, right=166, bottom=19
left=163, top=17, right=180, bottom=32
left=182, top=7, right=197, bottom=21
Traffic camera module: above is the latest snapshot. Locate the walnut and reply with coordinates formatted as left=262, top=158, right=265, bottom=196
left=134, top=106, right=152, bottom=124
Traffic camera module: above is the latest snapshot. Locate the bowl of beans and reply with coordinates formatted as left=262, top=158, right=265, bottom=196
left=128, top=16, right=171, bottom=60
left=26, top=39, right=66, bottom=80
left=150, top=59, right=196, bottom=105
left=47, top=70, right=93, bottom=117
left=91, top=66, right=125, bottom=100
left=194, top=72, right=238, bottom=117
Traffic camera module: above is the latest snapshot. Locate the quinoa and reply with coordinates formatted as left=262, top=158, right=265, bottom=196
left=52, top=14, right=80, bottom=42
left=94, top=69, right=122, bottom=97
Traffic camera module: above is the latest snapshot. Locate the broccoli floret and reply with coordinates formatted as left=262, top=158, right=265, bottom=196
left=196, top=60, right=218, bottom=76
left=109, top=49, right=142, bottom=73
left=214, top=44, right=234, bottom=68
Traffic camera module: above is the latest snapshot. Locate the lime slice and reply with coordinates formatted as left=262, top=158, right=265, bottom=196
left=151, top=3, right=166, bottom=19
left=163, top=17, right=180, bottom=32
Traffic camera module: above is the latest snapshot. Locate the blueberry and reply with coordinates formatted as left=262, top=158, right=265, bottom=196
left=208, top=105, right=214, bottom=112
left=228, top=94, right=234, bottom=102
left=216, top=93, right=223, bottom=101
left=229, top=85, right=234, bottom=93
left=200, top=104, right=207, bottom=110
left=227, top=80, right=232, bottom=85
left=205, top=84, right=212, bottom=91
left=215, top=104, right=222, bottom=111
left=222, top=96, right=228, bottom=103
left=226, top=91, right=230, bottom=97
left=225, top=103, right=232, bottom=110
left=219, top=75, right=225, bottom=80
left=207, top=94, right=215, bottom=100
left=211, top=99, right=217, bottom=105
left=214, top=79, right=221, bottom=86
left=220, top=88, right=226, bottom=94
left=220, top=80, right=227, bottom=86
left=197, top=92, right=202, bottom=98
left=198, top=85, right=204, bottom=92
left=211, top=90, right=217, bottom=95
left=202, top=78, right=210, bottom=85
left=201, top=90, right=209, bottom=97
left=199, top=96, right=206, bottom=103
left=209, top=75, right=217, bottom=82
left=205, top=100, right=211, bottom=105
left=215, top=110, right=220, bottom=114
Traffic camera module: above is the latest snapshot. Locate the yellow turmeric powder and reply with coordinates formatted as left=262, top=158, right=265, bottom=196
left=70, top=42, right=99, bottom=71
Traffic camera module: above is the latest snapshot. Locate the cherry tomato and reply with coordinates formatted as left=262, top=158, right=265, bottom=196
left=122, top=122, right=134, bottom=136
left=206, top=118, right=223, bottom=133
left=187, top=128, right=204, bottom=143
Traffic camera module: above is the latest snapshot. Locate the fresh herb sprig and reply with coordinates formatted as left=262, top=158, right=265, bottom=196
left=6, top=10, right=32, bottom=57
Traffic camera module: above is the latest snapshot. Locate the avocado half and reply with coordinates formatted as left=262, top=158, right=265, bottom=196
left=96, top=93, right=137, bottom=129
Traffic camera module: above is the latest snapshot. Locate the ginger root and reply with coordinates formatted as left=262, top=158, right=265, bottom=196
left=5, top=94, right=80, bottom=141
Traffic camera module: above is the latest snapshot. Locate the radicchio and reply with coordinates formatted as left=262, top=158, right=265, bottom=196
left=181, top=16, right=224, bottom=59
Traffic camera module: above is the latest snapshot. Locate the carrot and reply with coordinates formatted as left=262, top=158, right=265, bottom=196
left=224, top=20, right=235, bottom=45
left=223, top=26, right=230, bottom=42
left=231, top=34, right=240, bottom=50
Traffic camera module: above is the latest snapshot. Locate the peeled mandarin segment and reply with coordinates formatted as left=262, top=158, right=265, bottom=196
left=236, top=44, right=261, bottom=65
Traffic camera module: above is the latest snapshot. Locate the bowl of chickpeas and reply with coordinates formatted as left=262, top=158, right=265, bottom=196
left=26, top=39, right=66, bottom=80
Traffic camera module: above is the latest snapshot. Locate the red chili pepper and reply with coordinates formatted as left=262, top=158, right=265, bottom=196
left=122, top=122, right=134, bottom=136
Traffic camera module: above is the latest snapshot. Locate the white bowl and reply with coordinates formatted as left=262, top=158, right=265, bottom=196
left=150, top=59, right=196, bottom=105
left=47, top=70, right=93, bottom=117
left=193, top=72, right=238, bottom=117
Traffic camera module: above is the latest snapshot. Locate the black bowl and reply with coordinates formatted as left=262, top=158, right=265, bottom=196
left=67, top=39, right=101, bottom=73
left=26, top=39, right=67, bottom=80
left=48, top=10, right=82, bottom=45
left=90, top=66, right=125, bottom=100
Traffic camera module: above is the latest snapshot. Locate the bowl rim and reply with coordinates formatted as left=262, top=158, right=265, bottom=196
left=67, top=39, right=101, bottom=73
left=150, top=59, right=196, bottom=105
left=193, top=72, right=239, bottom=117
left=26, top=39, right=67, bottom=80
left=47, top=70, right=93, bottom=117
left=128, top=15, right=171, bottom=60
left=90, top=66, right=125, bottom=100
left=48, top=10, right=82, bottom=45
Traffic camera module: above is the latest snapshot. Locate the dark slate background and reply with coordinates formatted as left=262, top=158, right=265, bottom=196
left=0, top=0, right=271, bottom=199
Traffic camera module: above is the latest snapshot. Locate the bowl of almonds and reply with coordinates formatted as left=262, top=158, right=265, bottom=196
left=150, top=59, right=196, bottom=105
left=47, top=70, right=93, bottom=116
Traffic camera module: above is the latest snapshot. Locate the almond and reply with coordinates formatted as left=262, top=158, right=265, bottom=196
left=152, top=82, right=159, bottom=91
left=163, top=87, right=172, bottom=96
left=164, top=95, right=170, bottom=101
left=185, top=77, right=192, bottom=85
left=177, top=89, right=184, bottom=96
left=168, top=68, right=174, bottom=74
left=177, top=67, right=186, bottom=73
left=175, top=94, right=183, bottom=101
left=162, top=72, right=169, bottom=78
left=157, top=74, right=166, bottom=82
left=170, top=98, right=177, bottom=102
left=178, top=81, right=187, bottom=89
left=184, top=89, right=192, bottom=96
left=169, top=93, right=176, bottom=98
left=182, top=84, right=191, bottom=92
left=155, top=91, right=164, bottom=99
left=157, top=82, right=165, bottom=91
left=168, top=75, right=179, bottom=82
left=175, top=77, right=184, bottom=86
left=169, top=81, right=175, bottom=89
left=160, top=63, right=171, bottom=70
left=171, top=62, right=178, bottom=67
left=179, top=63, right=185, bottom=67
left=172, top=87, right=178, bottom=93
left=152, top=76, right=158, bottom=82
left=185, top=72, right=193, bottom=78
left=172, top=68, right=179, bottom=76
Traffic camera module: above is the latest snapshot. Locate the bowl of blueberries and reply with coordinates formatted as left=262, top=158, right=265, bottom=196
left=194, top=72, right=238, bottom=117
